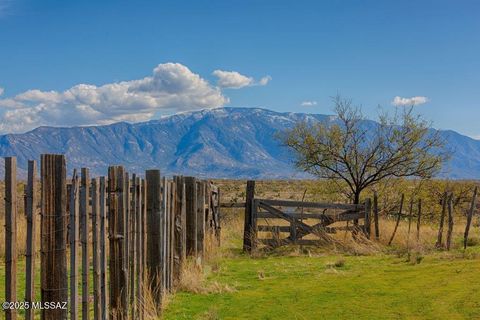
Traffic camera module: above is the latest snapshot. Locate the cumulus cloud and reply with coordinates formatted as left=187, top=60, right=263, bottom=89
left=301, top=100, right=317, bottom=107
left=0, top=87, right=4, bottom=96
left=392, top=96, right=429, bottom=106
left=0, top=63, right=228, bottom=133
left=212, top=70, right=271, bottom=89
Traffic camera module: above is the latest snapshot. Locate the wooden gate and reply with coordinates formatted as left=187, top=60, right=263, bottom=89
left=249, top=198, right=371, bottom=249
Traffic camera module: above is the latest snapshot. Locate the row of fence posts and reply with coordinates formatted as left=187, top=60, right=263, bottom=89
left=3, top=155, right=221, bottom=320
left=377, top=190, right=478, bottom=250
left=240, top=181, right=478, bottom=253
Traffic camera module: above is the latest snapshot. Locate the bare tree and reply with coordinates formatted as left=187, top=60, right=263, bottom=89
left=281, top=95, right=448, bottom=204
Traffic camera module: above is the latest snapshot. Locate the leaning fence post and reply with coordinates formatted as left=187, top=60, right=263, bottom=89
left=243, top=180, right=256, bottom=252
left=5, top=157, right=17, bottom=320
left=25, top=160, right=37, bottom=320
left=388, top=194, right=404, bottom=246
left=435, top=192, right=448, bottom=248
left=373, top=192, right=379, bottom=240
left=464, top=187, right=478, bottom=249
left=40, top=154, right=68, bottom=320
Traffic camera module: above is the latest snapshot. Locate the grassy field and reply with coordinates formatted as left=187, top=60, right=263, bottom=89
left=1, top=179, right=480, bottom=319
left=163, top=251, right=480, bottom=320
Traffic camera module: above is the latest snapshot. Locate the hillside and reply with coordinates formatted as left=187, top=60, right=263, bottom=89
left=0, top=107, right=479, bottom=179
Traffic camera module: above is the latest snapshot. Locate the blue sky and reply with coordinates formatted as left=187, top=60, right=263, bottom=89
left=0, top=0, right=479, bottom=137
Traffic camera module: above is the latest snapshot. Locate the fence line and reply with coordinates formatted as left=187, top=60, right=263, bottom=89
left=3, top=154, right=221, bottom=319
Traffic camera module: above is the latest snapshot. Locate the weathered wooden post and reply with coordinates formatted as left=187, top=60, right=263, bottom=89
left=373, top=192, right=380, bottom=240
left=243, top=180, right=256, bottom=252
left=25, top=160, right=37, bottom=320
left=185, top=177, right=198, bottom=256
left=129, top=175, right=137, bottom=319
left=173, top=176, right=186, bottom=283
left=141, top=178, right=148, bottom=286
left=70, top=170, right=80, bottom=320
left=364, top=198, right=372, bottom=239
left=388, top=194, right=404, bottom=246
left=41, top=154, right=68, bottom=320
left=134, top=176, right=144, bottom=319
left=108, top=166, right=128, bottom=319
left=435, top=192, right=448, bottom=248
left=80, top=168, right=90, bottom=320
left=123, top=172, right=130, bottom=312
left=196, top=180, right=206, bottom=260
left=168, top=180, right=176, bottom=291
left=416, top=199, right=422, bottom=242
left=92, top=177, right=102, bottom=320
left=464, top=187, right=477, bottom=249
left=146, top=170, right=162, bottom=304
left=5, top=157, right=17, bottom=320
left=161, top=177, right=167, bottom=293
left=446, top=193, right=454, bottom=251
left=99, top=177, right=108, bottom=320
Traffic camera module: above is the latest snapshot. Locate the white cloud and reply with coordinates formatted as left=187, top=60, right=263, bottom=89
left=0, top=63, right=228, bottom=133
left=212, top=70, right=271, bottom=89
left=0, top=87, right=4, bottom=96
left=301, top=100, right=317, bottom=107
left=258, top=75, right=272, bottom=86
left=392, top=96, right=429, bottom=106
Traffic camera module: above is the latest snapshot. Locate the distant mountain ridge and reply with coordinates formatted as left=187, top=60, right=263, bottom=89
left=0, top=107, right=479, bottom=179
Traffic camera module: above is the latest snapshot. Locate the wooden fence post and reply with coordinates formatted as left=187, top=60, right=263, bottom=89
left=168, top=180, right=176, bottom=291
left=216, top=187, right=221, bottom=246
left=25, top=160, right=37, bottom=320
left=373, top=192, right=379, bottom=240
left=146, top=170, right=162, bottom=304
left=185, top=177, right=198, bottom=257
left=416, top=199, right=422, bottom=242
left=435, top=192, right=448, bottom=248
left=161, top=177, right=167, bottom=294
left=243, top=180, right=256, bottom=252
left=5, top=157, right=17, bottom=320
left=464, top=187, right=477, bottom=249
left=141, top=178, right=148, bottom=289
left=124, top=172, right=131, bottom=313
left=92, top=178, right=102, bottom=320
left=129, top=175, right=137, bottom=319
left=134, top=177, right=144, bottom=319
left=99, top=177, right=108, bottom=320
left=446, top=193, right=454, bottom=250
left=70, top=170, right=80, bottom=320
left=40, top=154, right=68, bottom=320
left=173, top=176, right=186, bottom=284
left=108, top=166, right=128, bottom=319
left=80, top=168, right=90, bottom=320
left=196, top=181, right=206, bottom=260
left=388, top=194, right=404, bottom=246
left=364, top=198, right=372, bottom=239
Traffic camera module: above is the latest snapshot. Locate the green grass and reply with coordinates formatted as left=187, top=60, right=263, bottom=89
left=163, top=250, right=480, bottom=320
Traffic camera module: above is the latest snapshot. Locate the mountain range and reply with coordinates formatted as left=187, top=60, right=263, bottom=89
left=0, top=107, right=479, bottom=179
